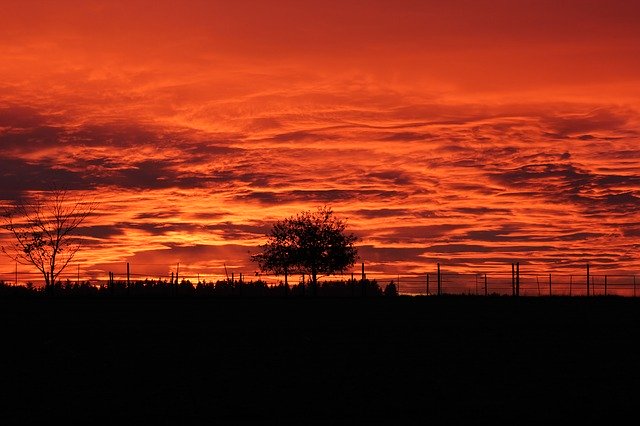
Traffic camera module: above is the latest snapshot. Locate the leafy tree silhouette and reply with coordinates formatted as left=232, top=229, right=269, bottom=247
left=252, top=206, right=358, bottom=295
left=1, top=189, right=95, bottom=292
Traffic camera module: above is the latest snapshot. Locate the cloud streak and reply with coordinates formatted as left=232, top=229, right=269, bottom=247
left=1, top=1, right=639, bottom=282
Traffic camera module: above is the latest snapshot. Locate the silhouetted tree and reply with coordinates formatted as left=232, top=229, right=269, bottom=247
left=252, top=207, right=358, bottom=293
left=1, top=189, right=94, bottom=292
left=384, top=281, right=398, bottom=297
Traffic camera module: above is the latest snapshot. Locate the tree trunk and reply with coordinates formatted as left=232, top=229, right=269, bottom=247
left=311, top=267, right=318, bottom=296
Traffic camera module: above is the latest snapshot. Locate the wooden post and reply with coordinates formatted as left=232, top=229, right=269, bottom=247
left=586, top=264, right=590, bottom=296
left=549, top=273, right=552, bottom=296
left=350, top=272, right=354, bottom=297
left=126, top=262, right=130, bottom=287
left=604, top=275, right=608, bottom=296
left=484, top=274, right=488, bottom=296
left=426, top=274, right=430, bottom=295
left=361, top=263, right=366, bottom=297
left=569, top=275, right=573, bottom=296
left=516, top=262, right=520, bottom=296
left=437, top=263, right=441, bottom=296
left=511, top=263, right=515, bottom=296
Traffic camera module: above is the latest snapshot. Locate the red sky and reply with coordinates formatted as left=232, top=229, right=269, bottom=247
left=1, top=1, right=640, bottom=288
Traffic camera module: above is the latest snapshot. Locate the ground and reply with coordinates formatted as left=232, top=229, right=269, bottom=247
left=1, top=296, right=639, bottom=424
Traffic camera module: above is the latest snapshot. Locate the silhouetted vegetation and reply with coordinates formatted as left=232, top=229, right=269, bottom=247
left=1, top=189, right=94, bottom=292
left=252, top=206, right=358, bottom=295
left=0, top=277, right=398, bottom=298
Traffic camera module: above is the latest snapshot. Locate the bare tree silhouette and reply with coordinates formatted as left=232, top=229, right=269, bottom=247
left=2, top=189, right=95, bottom=291
left=252, top=206, right=358, bottom=294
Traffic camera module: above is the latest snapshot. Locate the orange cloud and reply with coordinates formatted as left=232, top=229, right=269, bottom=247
left=1, top=1, right=639, bottom=292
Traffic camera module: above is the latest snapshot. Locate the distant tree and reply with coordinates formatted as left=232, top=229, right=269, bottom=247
left=1, top=189, right=94, bottom=291
left=252, top=207, right=358, bottom=293
left=383, top=281, right=398, bottom=297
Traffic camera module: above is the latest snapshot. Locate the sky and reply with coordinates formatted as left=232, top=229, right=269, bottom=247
left=1, top=0, right=640, bottom=286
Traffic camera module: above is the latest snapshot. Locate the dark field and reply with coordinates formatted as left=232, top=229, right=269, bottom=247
left=1, top=296, right=639, bottom=424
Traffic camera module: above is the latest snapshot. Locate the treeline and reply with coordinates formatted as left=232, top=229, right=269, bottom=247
left=0, top=278, right=398, bottom=298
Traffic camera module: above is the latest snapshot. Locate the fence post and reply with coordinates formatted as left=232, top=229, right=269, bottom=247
left=361, top=263, right=366, bottom=297
left=569, top=275, right=572, bottom=296
left=127, top=262, right=130, bottom=287
left=604, top=275, right=607, bottom=296
left=484, top=273, right=488, bottom=296
left=511, top=263, right=515, bottom=296
left=437, top=263, right=441, bottom=296
left=549, top=273, right=552, bottom=296
left=350, top=272, right=354, bottom=297
left=426, top=274, right=430, bottom=295
left=516, top=262, right=520, bottom=296
left=586, top=264, right=590, bottom=296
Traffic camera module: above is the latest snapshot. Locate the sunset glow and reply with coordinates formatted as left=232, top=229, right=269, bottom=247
left=2, top=1, right=640, bottom=286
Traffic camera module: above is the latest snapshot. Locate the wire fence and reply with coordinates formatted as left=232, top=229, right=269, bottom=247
left=1, top=262, right=638, bottom=297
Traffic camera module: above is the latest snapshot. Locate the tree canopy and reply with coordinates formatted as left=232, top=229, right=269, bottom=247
left=252, top=207, right=358, bottom=289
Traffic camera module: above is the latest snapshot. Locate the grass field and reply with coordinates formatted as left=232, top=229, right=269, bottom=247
left=1, top=296, right=639, bottom=424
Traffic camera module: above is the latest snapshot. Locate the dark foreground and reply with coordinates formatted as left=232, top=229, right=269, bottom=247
left=1, top=296, right=639, bottom=425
